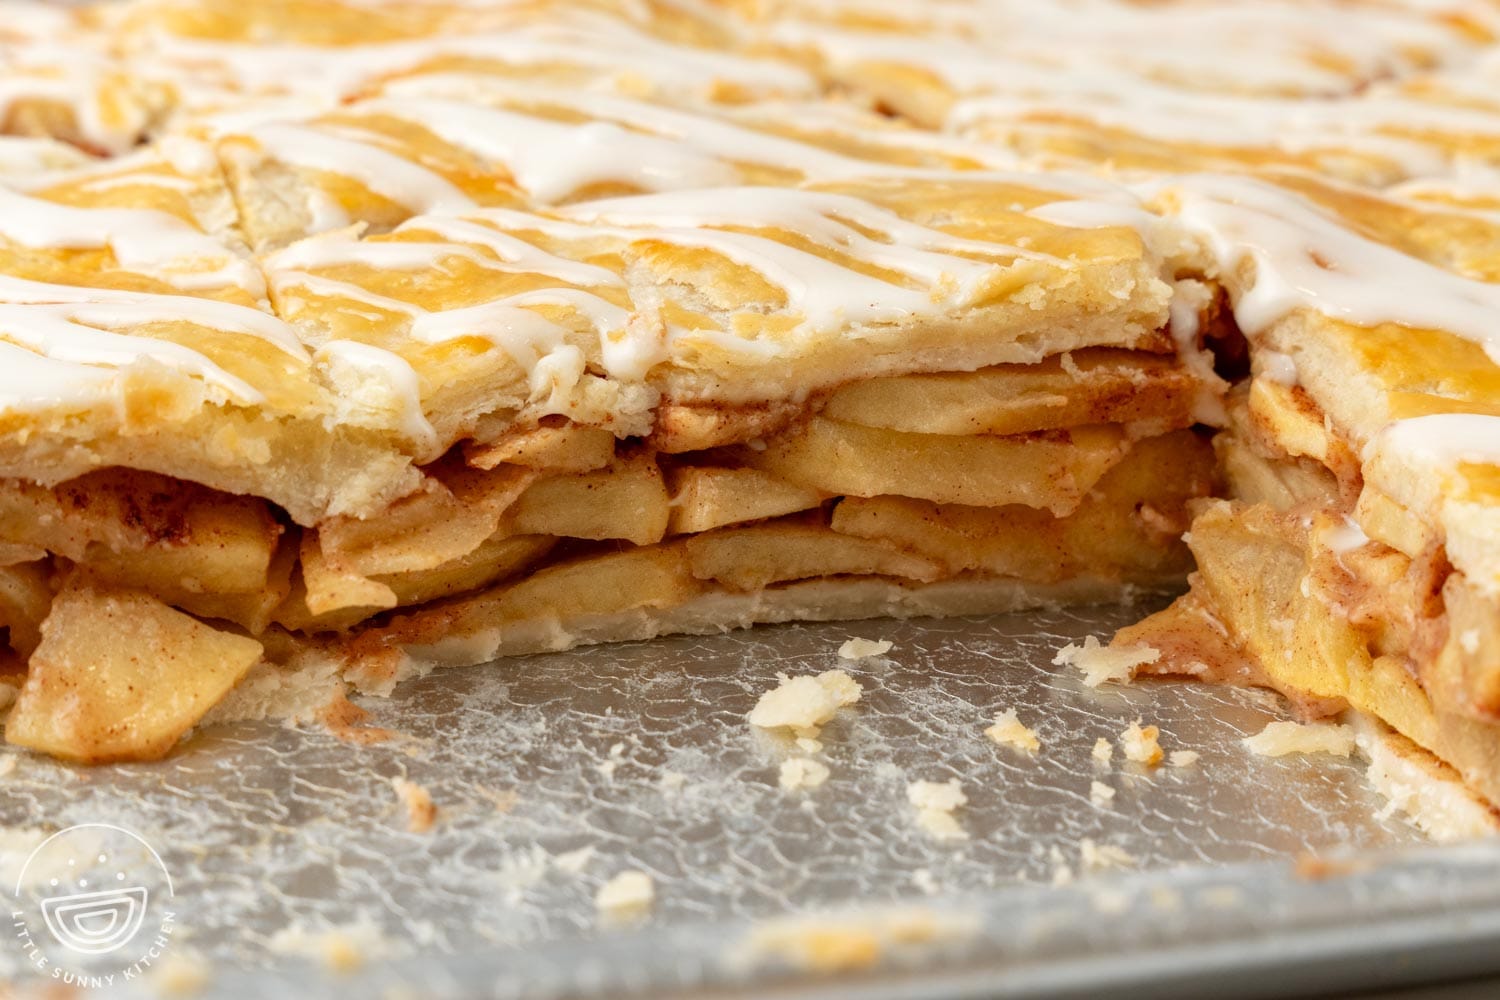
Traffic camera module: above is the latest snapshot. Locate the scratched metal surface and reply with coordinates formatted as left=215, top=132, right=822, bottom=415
left=2, top=601, right=1498, bottom=997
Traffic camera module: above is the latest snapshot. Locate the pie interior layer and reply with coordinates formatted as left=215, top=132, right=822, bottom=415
left=0, top=0, right=1498, bottom=817
left=0, top=350, right=1215, bottom=762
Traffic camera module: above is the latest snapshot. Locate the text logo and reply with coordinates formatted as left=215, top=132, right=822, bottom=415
left=12, top=824, right=176, bottom=989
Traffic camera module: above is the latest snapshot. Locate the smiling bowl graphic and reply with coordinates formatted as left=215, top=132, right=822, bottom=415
left=40, top=886, right=149, bottom=955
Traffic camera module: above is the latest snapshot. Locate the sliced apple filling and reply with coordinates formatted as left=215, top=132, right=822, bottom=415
left=1126, top=379, right=1500, bottom=805
left=0, top=348, right=1210, bottom=762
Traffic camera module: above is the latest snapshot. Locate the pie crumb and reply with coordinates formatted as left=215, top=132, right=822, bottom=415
left=1047, top=845, right=1074, bottom=886
left=1293, top=853, right=1365, bottom=881
left=911, top=868, right=939, bottom=895
left=780, top=757, right=831, bottom=791
left=838, top=637, right=893, bottom=660
left=1089, top=780, right=1116, bottom=807
left=391, top=777, right=438, bottom=833
left=596, top=870, right=655, bottom=922
left=748, top=670, right=862, bottom=739
left=1079, top=838, right=1137, bottom=872
left=1052, top=635, right=1160, bottom=687
left=1091, top=738, right=1114, bottom=765
left=1169, top=750, right=1200, bottom=768
left=1243, top=720, right=1355, bottom=758
left=906, top=779, right=968, bottom=842
left=984, top=708, right=1041, bottom=752
left=1119, top=719, right=1164, bottom=766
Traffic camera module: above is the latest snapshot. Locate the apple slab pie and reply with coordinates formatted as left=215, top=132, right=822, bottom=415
left=1, top=0, right=1499, bottom=814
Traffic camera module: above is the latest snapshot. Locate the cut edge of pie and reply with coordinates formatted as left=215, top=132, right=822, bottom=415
left=0, top=0, right=1498, bottom=834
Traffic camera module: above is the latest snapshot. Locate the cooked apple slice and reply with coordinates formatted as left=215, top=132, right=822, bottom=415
left=831, top=495, right=1064, bottom=578
left=684, top=521, right=944, bottom=591
left=0, top=562, right=51, bottom=657
left=487, top=544, right=699, bottom=621
left=744, top=417, right=1128, bottom=513
left=667, top=467, right=823, bottom=535
left=383, top=534, right=556, bottom=607
left=465, top=423, right=616, bottom=473
left=382, top=545, right=705, bottom=647
left=277, top=533, right=556, bottom=633
left=1215, top=432, right=1337, bottom=512
left=509, top=453, right=669, bottom=545
left=822, top=349, right=1197, bottom=436
left=6, top=582, right=263, bottom=763
left=1354, top=486, right=1433, bottom=559
left=318, top=465, right=534, bottom=577
left=299, top=531, right=398, bottom=617
left=831, top=429, right=1213, bottom=581
left=0, top=470, right=281, bottom=591
left=169, top=538, right=298, bottom=634
left=79, top=494, right=283, bottom=596
left=648, top=398, right=803, bottom=453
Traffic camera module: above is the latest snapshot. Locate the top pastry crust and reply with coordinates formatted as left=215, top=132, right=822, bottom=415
left=0, top=0, right=1496, bottom=581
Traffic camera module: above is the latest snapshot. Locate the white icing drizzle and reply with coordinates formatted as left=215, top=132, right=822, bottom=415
left=213, top=80, right=1030, bottom=214
left=1324, top=515, right=1372, bottom=556
left=0, top=186, right=264, bottom=296
left=770, top=0, right=1481, bottom=104
left=383, top=75, right=1023, bottom=170
left=240, top=123, right=478, bottom=216
left=1157, top=174, right=1500, bottom=367
left=1377, top=415, right=1500, bottom=470
left=1138, top=175, right=1500, bottom=517
left=0, top=275, right=312, bottom=362
left=359, top=96, right=743, bottom=201
left=1165, top=277, right=1227, bottom=425
left=949, top=89, right=1485, bottom=180
left=272, top=270, right=424, bottom=320
left=408, top=298, right=570, bottom=364
left=268, top=233, right=498, bottom=275
left=272, top=229, right=644, bottom=388
left=315, top=339, right=440, bottom=457
left=505, top=288, right=645, bottom=379
left=0, top=137, right=91, bottom=177
left=140, top=16, right=814, bottom=106
left=264, top=170, right=1129, bottom=410
left=564, top=185, right=1060, bottom=269
left=393, top=216, right=625, bottom=287
left=0, top=41, right=148, bottom=154
left=0, top=304, right=263, bottom=403
left=0, top=337, right=117, bottom=411
left=1257, top=350, right=1299, bottom=386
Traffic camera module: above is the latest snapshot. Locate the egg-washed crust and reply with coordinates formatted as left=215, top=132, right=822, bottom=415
left=0, top=0, right=1499, bottom=806
left=0, top=134, right=1178, bottom=521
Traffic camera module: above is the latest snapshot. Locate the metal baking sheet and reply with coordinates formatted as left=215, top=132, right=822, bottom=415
left=3, top=599, right=1498, bottom=998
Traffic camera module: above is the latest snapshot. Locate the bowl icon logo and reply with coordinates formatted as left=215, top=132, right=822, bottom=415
left=40, top=885, right=151, bottom=955
left=12, top=823, right=176, bottom=983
